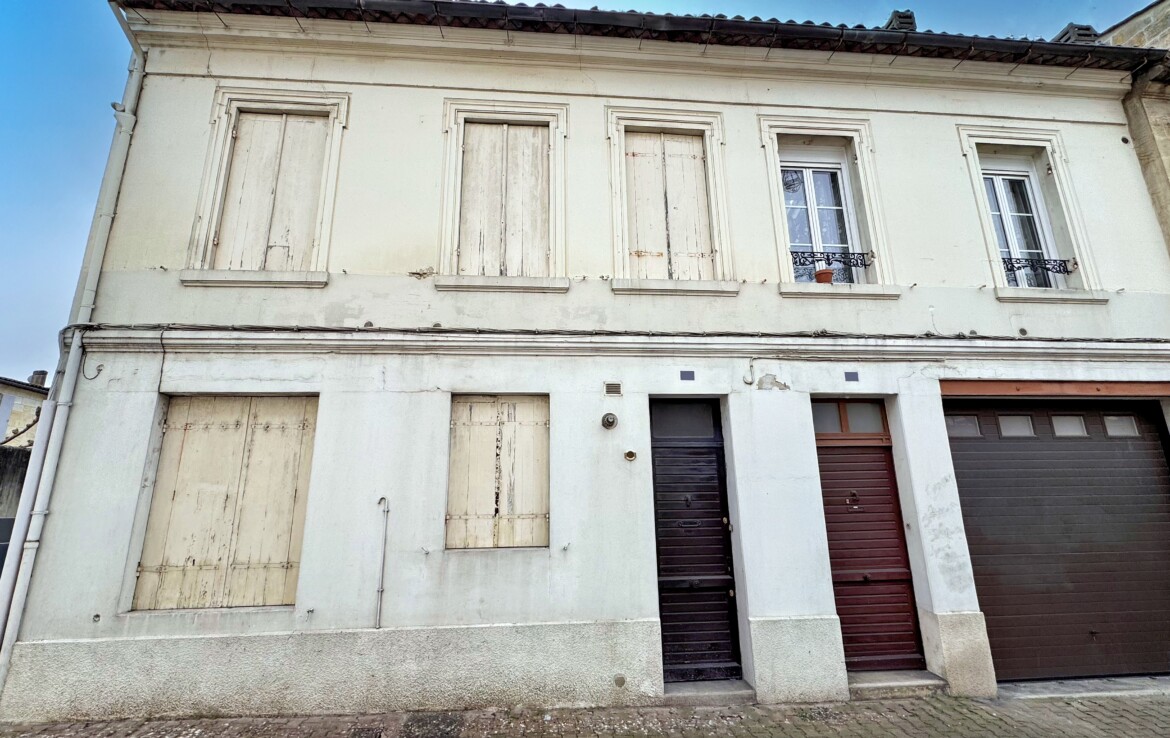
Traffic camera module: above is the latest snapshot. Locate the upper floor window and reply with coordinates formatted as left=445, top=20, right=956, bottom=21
left=187, top=88, right=348, bottom=284
left=438, top=101, right=568, bottom=291
left=781, top=152, right=864, bottom=284
left=981, top=162, right=1063, bottom=289
left=761, top=118, right=895, bottom=294
left=608, top=108, right=735, bottom=293
left=959, top=127, right=1102, bottom=301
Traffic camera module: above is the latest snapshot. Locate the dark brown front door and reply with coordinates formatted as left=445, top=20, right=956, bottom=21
left=814, top=400, right=926, bottom=671
left=946, top=400, right=1170, bottom=680
left=650, top=399, right=741, bottom=682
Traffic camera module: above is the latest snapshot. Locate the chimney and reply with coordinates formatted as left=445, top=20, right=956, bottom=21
left=1052, top=23, right=1100, bottom=44
left=28, top=370, right=48, bottom=387
left=883, top=10, right=917, bottom=32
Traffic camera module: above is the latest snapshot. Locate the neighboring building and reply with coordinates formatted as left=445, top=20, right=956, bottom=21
left=0, top=375, right=47, bottom=450
left=1103, top=2, right=1170, bottom=254
left=5, top=0, right=1170, bottom=722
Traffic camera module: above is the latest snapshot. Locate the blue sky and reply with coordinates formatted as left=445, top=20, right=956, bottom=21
left=0, top=0, right=1152, bottom=381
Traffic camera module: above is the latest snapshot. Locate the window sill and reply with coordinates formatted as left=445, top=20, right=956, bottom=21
left=611, top=279, right=740, bottom=296
left=993, top=286, right=1109, bottom=305
left=778, top=282, right=902, bottom=300
left=432, top=275, right=570, bottom=293
left=179, top=270, right=329, bottom=288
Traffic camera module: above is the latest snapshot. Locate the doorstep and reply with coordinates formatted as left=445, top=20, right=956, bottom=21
left=662, top=679, right=757, bottom=707
left=848, top=670, right=948, bottom=700
left=998, top=675, right=1170, bottom=700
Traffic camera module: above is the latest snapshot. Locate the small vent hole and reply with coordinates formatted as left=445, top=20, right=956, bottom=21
left=604, top=382, right=622, bottom=396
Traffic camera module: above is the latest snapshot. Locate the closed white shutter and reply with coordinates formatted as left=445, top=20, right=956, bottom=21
left=214, top=112, right=329, bottom=272
left=457, top=123, right=550, bottom=277
left=133, top=396, right=318, bottom=610
left=624, top=131, right=715, bottom=280
left=446, top=395, right=550, bottom=549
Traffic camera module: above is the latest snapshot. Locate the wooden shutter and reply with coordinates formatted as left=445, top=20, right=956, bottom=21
left=133, top=396, right=318, bottom=610
left=446, top=395, right=550, bottom=549
left=624, top=131, right=716, bottom=280
left=456, top=122, right=551, bottom=278
left=214, top=112, right=329, bottom=272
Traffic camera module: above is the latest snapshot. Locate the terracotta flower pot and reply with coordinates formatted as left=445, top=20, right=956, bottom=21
left=814, top=268, right=835, bottom=284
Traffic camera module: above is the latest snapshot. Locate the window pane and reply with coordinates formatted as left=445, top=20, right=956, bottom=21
left=785, top=206, right=813, bottom=245
left=991, top=213, right=1011, bottom=254
left=1051, top=415, right=1087, bottom=437
left=946, top=415, right=981, bottom=438
left=1104, top=415, right=1140, bottom=437
left=817, top=208, right=849, bottom=246
left=651, top=402, right=716, bottom=438
left=811, top=403, right=842, bottom=433
left=845, top=402, right=884, bottom=433
left=1010, top=214, right=1043, bottom=254
left=790, top=244, right=814, bottom=283
left=782, top=169, right=808, bottom=207
left=1004, top=178, right=1035, bottom=215
left=983, top=177, right=1001, bottom=215
left=998, top=415, right=1035, bottom=437
left=812, top=170, right=843, bottom=208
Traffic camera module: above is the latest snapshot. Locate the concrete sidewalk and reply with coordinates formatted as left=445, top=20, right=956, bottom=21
left=1, top=693, right=1168, bottom=737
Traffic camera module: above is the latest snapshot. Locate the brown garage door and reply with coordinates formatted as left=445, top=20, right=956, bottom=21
left=945, top=400, right=1170, bottom=680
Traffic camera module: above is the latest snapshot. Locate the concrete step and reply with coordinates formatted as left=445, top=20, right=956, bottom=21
left=662, top=679, right=757, bottom=707
left=848, top=670, right=948, bottom=700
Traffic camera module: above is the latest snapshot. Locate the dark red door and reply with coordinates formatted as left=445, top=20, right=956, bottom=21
left=650, top=399, right=741, bottom=682
left=814, top=400, right=925, bottom=671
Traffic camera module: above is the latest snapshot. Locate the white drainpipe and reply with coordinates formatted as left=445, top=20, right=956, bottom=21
left=0, top=3, right=145, bottom=690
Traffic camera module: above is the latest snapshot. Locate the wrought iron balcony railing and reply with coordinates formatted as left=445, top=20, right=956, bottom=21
left=790, top=251, right=871, bottom=269
left=1001, top=257, right=1077, bottom=275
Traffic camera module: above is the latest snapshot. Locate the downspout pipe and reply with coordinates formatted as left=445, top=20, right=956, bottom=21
left=0, top=2, right=145, bottom=691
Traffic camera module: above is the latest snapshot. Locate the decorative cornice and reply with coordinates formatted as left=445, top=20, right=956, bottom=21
left=76, top=328, right=1170, bottom=364
left=121, top=11, right=1137, bottom=99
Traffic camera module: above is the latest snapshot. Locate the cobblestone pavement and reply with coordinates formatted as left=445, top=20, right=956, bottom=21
left=2, top=695, right=1168, bottom=738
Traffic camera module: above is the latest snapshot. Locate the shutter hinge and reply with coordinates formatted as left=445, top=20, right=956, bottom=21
left=231, top=126, right=238, bottom=139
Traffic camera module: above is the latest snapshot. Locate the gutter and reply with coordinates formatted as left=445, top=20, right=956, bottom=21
left=0, top=2, right=146, bottom=691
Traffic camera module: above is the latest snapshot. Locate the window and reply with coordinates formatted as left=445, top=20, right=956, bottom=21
left=946, top=415, right=982, bottom=438
left=997, top=415, right=1035, bottom=437
left=446, top=395, right=550, bottom=549
left=811, top=400, right=888, bottom=436
left=1051, top=415, right=1088, bottom=437
left=982, top=167, right=1061, bottom=289
left=439, top=101, right=567, bottom=290
left=760, top=118, right=895, bottom=292
left=624, top=131, right=715, bottom=280
left=133, top=396, right=317, bottom=610
left=1104, top=415, right=1140, bottom=437
left=608, top=108, right=734, bottom=291
left=188, top=88, right=347, bottom=282
left=214, top=112, right=329, bottom=271
left=959, top=127, right=1101, bottom=299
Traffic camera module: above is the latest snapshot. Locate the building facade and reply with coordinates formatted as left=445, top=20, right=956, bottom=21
left=3, top=1, right=1170, bottom=721
left=0, top=376, right=46, bottom=451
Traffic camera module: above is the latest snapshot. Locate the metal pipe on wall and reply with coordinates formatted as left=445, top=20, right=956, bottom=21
left=0, top=2, right=146, bottom=691
left=375, top=497, right=390, bottom=629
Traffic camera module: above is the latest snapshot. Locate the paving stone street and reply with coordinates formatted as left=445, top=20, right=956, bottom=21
left=2, top=694, right=1169, bottom=738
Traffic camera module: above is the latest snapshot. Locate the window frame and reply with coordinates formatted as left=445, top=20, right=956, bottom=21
left=957, top=126, right=1101, bottom=298
left=979, top=156, right=1066, bottom=290
left=186, top=88, right=349, bottom=284
left=778, top=149, right=867, bottom=285
left=438, top=100, right=569, bottom=292
left=607, top=107, right=735, bottom=291
left=760, top=116, right=895, bottom=290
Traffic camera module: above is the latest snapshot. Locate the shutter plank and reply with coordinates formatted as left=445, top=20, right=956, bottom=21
left=267, top=115, right=329, bottom=272
left=214, top=113, right=283, bottom=271
left=662, top=133, right=715, bottom=281
left=447, top=396, right=500, bottom=548
left=284, top=397, right=317, bottom=604
left=624, top=132, right=670, bottom=279
left=457, top=124, right=507, bottom=277
left=503, top=124, right=550, bottom=278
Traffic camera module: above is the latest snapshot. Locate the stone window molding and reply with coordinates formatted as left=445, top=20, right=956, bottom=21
left=437, top=99, right=569, bottom=293
left=759, top=115, right=897, bottom=294
left=606, top=106, right=735, bottom=291
left=957, top=125, right=1104, bottom=302
left=185, top=87, right=349, bottom=286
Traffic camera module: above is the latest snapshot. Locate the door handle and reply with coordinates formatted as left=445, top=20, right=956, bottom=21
left=678, top=520, right=701, bottom=528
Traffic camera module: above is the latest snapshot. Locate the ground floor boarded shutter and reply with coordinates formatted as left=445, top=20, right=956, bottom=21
left=446, top=395, right=550, bottom=548
left=133, top=396, right=317, bottom=610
